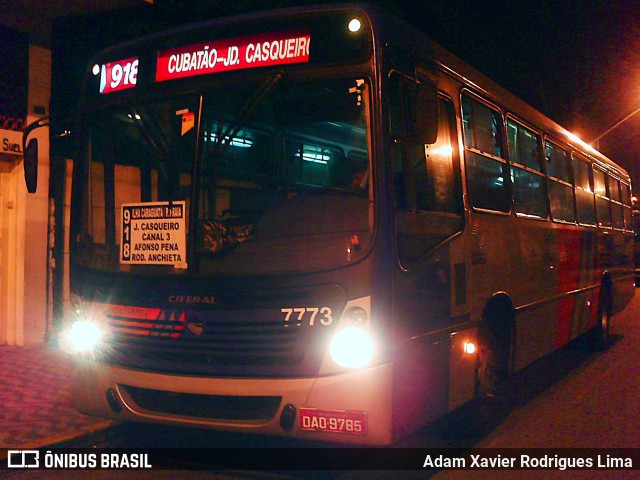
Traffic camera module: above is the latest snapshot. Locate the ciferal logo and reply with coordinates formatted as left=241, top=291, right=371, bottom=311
left=8, top=450, right=39, bottom=468
left=167, top=295, right=216, bottom=305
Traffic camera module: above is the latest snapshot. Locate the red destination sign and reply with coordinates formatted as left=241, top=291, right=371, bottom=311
left=100, top=57, right=139, bottom=94
left=155, top=30, right=310, bottom=82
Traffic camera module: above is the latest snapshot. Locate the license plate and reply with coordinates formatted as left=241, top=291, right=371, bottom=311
left=299, top=408, right=367, bottom=435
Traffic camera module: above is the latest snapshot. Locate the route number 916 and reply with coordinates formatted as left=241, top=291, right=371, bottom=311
left=281, top=307, right=333, bottom=327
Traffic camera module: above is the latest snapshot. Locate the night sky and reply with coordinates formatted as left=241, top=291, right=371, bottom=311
left=53, top=0, right=640, bottom=185
left=404, top=0, right=640, bottom=185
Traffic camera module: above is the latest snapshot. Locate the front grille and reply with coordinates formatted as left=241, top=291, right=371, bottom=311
left=121, top=385, right=282, bottom=420
left=101, top=308, right=316, bottom=375
left=94, top=284, right=345, bottom=377
left=106, top=305, right=184, bottom=338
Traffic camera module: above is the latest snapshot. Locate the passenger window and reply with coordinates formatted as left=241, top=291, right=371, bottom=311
left=572, top=155, right=595, bottom=226
left=609, top=176, right=624, bottom=230
left=507, top=119, right=547, bottom=218
left=463, top=97, right=503, bottom=157
left=593, top=168, right=606, bottom=197
left=461, top=95, right=509, bottom=212
left=621, top=182, right=633, bottom=231
left=507, top=119, right=541, bottom=172
left=545, top=141, right=575, bottom=223
left=593, top=167, right=612, bottom=228
left=545, top=141, right=571, bottom=182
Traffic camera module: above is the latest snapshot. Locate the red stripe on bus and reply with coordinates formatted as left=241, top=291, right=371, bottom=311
left=107, top=305, right=163, bottom=320
left=110, top=319, right=154, bottom=329
left=556, top=229, right=581, bottom=347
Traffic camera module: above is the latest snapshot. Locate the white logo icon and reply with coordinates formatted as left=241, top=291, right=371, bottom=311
left=7, top=450, right=40, bottom=468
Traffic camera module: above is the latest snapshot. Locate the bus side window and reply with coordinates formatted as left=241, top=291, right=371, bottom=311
left=461, top=94, right=509, bottom=213
left=507, top=118, right=547, bottom=218
left=545, top=141, right=575, bottom=223
left=593, top=167, right=612, bottom=228
left=621, top=182, right=633, bottom=231
left=573, top=154, right=596, bottom=226
left=609, top=176, right=625, bottom=230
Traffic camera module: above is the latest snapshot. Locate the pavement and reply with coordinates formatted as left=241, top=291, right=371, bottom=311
left=0, top=340, right=113, bottom=450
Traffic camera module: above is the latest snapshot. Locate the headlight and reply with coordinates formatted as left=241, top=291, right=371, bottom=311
left=61, top=320, right=103, bottom=354
left=329, top=327, right=374, bottom=369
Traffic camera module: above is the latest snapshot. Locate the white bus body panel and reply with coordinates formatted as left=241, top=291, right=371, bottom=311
left=73, top=360, right=394, bottom=445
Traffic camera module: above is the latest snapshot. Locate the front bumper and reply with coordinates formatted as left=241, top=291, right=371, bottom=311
left=73, top=359, right=394, bottom=445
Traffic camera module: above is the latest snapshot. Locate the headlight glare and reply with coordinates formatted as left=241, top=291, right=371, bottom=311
left=62, top=320, right=103, bottom=354
left=329, top=327, right=374, bottom=369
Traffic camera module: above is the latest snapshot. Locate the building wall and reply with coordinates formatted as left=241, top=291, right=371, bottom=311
left=0, top=39, right=51, bottom=346
left=22, top=44, right=51, bottom=345
left=0, top=153, right=21, bottom=345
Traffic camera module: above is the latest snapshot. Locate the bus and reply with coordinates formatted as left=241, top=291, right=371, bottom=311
left=23, top=3, right=634, bottom=445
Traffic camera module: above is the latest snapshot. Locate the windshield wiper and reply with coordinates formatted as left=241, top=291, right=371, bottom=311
left=207, top=71, right=284, bottom=163
left=131, top=106, right=170, bottom=162
left=130, top=105, right=179, bottom=201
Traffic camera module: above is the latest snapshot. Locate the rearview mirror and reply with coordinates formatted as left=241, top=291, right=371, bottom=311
left=24, top=138, right=38, bottom=194
left=22, top=117, right=50, bottom=194
left=414, top=82, right=438, bottom=145
left=388, top=71, right=438, bottom=145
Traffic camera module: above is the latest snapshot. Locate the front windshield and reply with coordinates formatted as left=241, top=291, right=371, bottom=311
left=74, top=75, right=373, bottom=275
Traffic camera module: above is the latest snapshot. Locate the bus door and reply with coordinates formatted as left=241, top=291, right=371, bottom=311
left=387, top=66, right=471, bottom=434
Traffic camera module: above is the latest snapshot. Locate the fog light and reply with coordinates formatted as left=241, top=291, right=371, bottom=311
left=329, top=327, right=374, bottom=369
left=106, top=388, right=122, bottom=413
left=346, top=306, right=367, bottom=325
left=280, top=403, right=296, bottom=430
